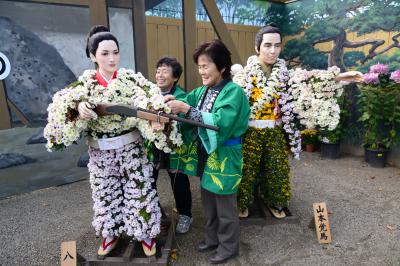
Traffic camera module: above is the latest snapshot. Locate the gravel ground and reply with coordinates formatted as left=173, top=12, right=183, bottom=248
left=0, top=152, right=399, bottom=266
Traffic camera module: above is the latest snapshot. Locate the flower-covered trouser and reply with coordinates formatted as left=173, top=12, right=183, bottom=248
left=88, top=139, right=161, bottom=241
left=237, top=126, right=291, bottom=212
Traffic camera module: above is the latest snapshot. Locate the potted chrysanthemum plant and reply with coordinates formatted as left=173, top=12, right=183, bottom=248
left=358, top=64, right=400, bottom=167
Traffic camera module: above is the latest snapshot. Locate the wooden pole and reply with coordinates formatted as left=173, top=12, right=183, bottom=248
left=201, top=0, right=242, bottom=65
left=131, top=0, right=149, bottom=77
left=0, top=81, right=11, bottom=129
left=88, top=0, right=109, bottom=27
left=182, top=0, right=197, bottom=92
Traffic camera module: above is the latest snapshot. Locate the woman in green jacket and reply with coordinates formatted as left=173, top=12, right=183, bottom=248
left=165, top=40, right=250, bottom=264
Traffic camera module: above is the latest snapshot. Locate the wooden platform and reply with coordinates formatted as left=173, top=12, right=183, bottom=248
left=82, top=218, right=175, bottom=266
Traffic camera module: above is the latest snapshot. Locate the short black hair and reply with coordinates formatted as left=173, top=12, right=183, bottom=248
left=86, top=25, right=119, bottom=58
left=156, top=57, right=183, bottom=84
left=255, top=23, right=282, bottom=53
left=193, top=39, right=232, bottom=79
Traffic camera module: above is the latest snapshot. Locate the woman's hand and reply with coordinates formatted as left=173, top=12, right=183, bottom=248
left=166, top=100, right=191, bottom=115
left=164, top=94, right=190, bottom=114
left=335, top=71, right=364, bottom=83
left=78, top=102, right=97, bottom=120
left=164, top=95, right=176, bottom=103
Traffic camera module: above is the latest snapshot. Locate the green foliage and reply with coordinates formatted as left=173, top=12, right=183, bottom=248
left=139, top=208, right=151, bottom=223
left=319, top=128, right=342, bottom=144
left=344, top=51, right=365, bottom=68
left=357, top=76, right=400, bottom=149
left=357, top=50, right=400, bottom=73
left=348, top=0, right=400, bottom=34
left=265, top=0, right=400, bottom=70
left=282, top=39, right=328, bottom=69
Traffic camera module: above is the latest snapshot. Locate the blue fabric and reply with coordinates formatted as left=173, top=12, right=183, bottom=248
left=199, top=112, right=218, bottom=154
left=223, top=137, right=242, bottom=146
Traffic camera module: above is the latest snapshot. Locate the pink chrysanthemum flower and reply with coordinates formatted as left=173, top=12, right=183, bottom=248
left=363, top=72, right=379, bottom=84
left=390, top=70, right=400, bottom=84
left=370, top=63, right=389, bottom=74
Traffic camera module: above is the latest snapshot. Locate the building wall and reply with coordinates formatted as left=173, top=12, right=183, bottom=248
left=146, top=16, right=259, bottom=87
left=0, top=1, right=135, bottom=77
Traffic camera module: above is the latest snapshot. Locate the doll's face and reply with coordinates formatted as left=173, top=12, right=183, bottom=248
left=256, top=33, right=281, bottom=65
left=91, top=40, right=120, bottom=75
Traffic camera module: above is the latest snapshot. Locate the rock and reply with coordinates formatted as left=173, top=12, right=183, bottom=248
left=0, top=16, right=76, bottom=125
left=26, top=127, right=46, bottom=144
left=0, top=153, right=35, bottom=169
left=77, top=153, right=89, bottom=167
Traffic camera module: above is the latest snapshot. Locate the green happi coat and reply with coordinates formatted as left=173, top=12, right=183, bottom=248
left=167, top=85, right=188, bottom=170
left=147, top=85, right=186, bottom=168
left=179, top=81, right=250, bottom=195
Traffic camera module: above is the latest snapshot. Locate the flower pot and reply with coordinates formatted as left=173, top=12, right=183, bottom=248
left=364, top=147, right=389, bottom=168
left=305, top=144, right=315, bottom=152
left=320, top=142, right=340, bottom=159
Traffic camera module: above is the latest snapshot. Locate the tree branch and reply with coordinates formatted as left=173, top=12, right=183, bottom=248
left=312, top=36, right=336, bottom=46
left=344, top=33, right=400, bottom=63
left=343, top=38, right=385, bottom=48
left=374, top=32, right=400, bottom=55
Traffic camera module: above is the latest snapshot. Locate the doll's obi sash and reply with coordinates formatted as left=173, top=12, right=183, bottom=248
left=248, top=119, right=282, bottom=129
left=87, top=131, right=141, bottom=150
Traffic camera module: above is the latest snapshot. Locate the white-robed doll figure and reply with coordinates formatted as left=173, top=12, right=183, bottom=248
left=44, top=25, right=182, bottom=257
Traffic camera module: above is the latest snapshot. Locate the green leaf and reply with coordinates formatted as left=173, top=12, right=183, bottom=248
left=211, top=174, right=223, bottom=190
left=220, top=157, right=228, bottom=173
left=232, top=178, right=242, bottom=190
left=185, top=164, right=195, bottom=172
left=207, top=152, right=220, bottom=171
left=359, top=113, right=370, bottom=121
left=181, top=157, right=193, bottom=163
left=189, top=143, right=197, bottom=155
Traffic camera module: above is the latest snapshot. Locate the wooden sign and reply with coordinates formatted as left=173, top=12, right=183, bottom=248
left=313, top=202, right=332, bottom=244
left=61, top=241, right=77, bottom=266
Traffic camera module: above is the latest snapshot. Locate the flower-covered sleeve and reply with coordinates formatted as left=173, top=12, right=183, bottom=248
left=122, top=71, right=183, bottom=153
left=288, top=66, right=342, bottom=131
left=44, top=82, right=90, bottom=151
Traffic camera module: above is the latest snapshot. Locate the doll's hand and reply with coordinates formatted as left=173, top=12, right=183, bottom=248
left=336, top=71, right=364, bottom=83
left=78, top=102, right=97, bottom=120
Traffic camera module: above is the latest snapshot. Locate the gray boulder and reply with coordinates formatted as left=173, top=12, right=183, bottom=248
left=0, top=153, right=35, bottom=169
left=77, top=153, right=89, bottom=167
left=26, top=127, right=46, bottom=144
left=0, top=16, right=76, bottom=125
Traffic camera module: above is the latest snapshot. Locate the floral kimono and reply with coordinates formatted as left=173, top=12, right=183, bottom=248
left=44, top=68, right=182, bottom=241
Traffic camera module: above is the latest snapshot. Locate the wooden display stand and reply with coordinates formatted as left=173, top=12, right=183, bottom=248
left=86, top=219, right=175, bottom=266
left=64, top=218, right=176, bottom=266
left=239, top=194, right=300, bottom=226
left=240, top=180, right=300, bottom=226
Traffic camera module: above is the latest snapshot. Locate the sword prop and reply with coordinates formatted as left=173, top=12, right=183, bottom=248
left=93, top=103, right=219, bottom=131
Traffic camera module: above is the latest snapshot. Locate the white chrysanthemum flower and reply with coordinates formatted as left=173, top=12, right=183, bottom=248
left=44, top=68, right=182, bottom=151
